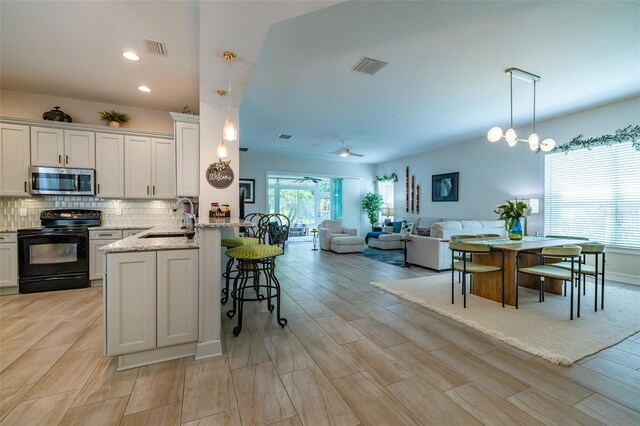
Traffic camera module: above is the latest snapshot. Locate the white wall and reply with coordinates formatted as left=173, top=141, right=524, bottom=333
left=376, top=96, right=640, bottom=282
left=240, top=152, right=376, bottom=235
left=198, top=101, right=240, bottom=221
left=0, top=89, right=174, bottom=132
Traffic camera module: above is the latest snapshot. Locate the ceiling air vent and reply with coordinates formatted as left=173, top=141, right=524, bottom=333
left=277, top=134, right=293, bottom=140
left=351, top=57, right=388, bottom=75
left=144, top=39, right=168, bottom=56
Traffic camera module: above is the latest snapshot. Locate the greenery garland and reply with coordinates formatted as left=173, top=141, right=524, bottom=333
left=549, top=125, right=640, bottom=154
left=376, top=173, right=398, bottom=182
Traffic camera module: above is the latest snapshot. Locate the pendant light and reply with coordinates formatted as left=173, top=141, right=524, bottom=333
left=487, top=68, right=555, bottom=152
left=222, top=51, right=238, bottom=141
left=215, top=90, right=230, bottom=158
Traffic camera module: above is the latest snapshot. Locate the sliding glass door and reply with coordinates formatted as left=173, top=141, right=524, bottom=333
left=268, top=176, right=332, bottom=232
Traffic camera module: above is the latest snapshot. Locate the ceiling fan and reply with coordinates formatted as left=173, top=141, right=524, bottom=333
left=292, top=176, right=322, bottom=183
left=324, top=141, right=364, bottom=157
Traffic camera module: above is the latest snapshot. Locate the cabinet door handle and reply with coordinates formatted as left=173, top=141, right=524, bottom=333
left=0, top=237, right=5, bottom=240
left=58, top=154, right=62, bottom=164
left=66, top=155, right=69, bottom=164
left=98, top=233, right=113, bottom=237
left=152, top=185, right=155, bottom=195
left=24, top=181, right=27, bottom=193
left=97, top=183, right=100, bottom=194
left=147, top=185, right=150, bottom=195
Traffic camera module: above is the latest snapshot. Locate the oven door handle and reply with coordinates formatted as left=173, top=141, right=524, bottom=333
left=75, top=175, right=80, bottom=192
left=19, top=232, right=86, bottom=240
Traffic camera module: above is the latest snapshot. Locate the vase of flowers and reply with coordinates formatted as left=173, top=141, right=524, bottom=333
left=494, top=199, right=532, bottom=240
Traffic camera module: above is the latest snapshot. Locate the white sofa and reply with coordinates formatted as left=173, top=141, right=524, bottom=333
left=406, top=220, right=506, bottom=271
left=368, top=214, right=440, bottom=250
left=318, top=220, right=357, bottom=251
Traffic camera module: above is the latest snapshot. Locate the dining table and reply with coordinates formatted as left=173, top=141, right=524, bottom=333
left=459, top=236, right=587, bottom=306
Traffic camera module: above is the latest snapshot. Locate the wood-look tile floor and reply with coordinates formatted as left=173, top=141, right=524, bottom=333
left=1, top=242, right=639, bottom=425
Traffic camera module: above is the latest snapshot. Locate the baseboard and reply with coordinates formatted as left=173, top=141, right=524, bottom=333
left=606, top=271, right=640, bottom=286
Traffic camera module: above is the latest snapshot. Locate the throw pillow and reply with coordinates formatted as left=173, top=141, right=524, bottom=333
left=416, top=227, right=430, bottom=236
left=402, top=222, right=414, bottom=236
left=392, top=221, right=405, bottom=233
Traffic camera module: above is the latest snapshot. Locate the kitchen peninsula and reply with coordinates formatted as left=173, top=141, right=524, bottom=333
left=100, top=218, right=249, bottom=370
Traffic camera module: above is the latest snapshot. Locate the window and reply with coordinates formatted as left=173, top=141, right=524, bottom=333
left=378, top=181, right=395, bottom=208
left=544, top=142, right=640, bottom=249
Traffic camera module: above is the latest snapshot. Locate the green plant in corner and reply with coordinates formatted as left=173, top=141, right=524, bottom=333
left=362, top=192, right=384, bottom=228
left=98, top=110, right=131, bottom=127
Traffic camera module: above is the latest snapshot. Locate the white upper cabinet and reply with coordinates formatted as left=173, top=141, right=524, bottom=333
left=124, top=135, right=152, bottom=198
left=151, top=138, right=176, bottom=199
left=124, top=136, right=175, bottom=199
left=175, top=121, right=199, bottom=197
left=64, top=130, right=95, bottom=168
left=0, top=124, right=30, bottom=197
left=95, top=133, right=124, bottom=198
left=31, top=127, right=95, bottom=168
left=30, top=127, right=64, bottom=167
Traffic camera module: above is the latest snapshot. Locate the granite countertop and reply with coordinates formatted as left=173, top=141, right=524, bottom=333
left=0, top=229, right=18, bottom=233
left=196, top=218, right=253, bottom=228
left=100, top=227, right=198, bottom=253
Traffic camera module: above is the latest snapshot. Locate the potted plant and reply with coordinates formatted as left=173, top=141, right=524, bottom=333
left=362, top=192, right=384, bottom=230
left=99, top=110, right=131, bottom=127
left=494, top=198, right=532, bottom=240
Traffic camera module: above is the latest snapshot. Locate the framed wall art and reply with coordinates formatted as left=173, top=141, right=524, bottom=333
left=239, top=178, right=255, bottom=204
left=432, top=172, right=459, bottom=202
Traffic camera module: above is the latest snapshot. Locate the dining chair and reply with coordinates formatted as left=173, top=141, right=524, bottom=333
left=553, top=242, right=606, bottom=311
left=449, top=241, right=505, bottom=308
left=450, top=235, right=478, bottom=284
left=516, top=245, right=582, bottom=320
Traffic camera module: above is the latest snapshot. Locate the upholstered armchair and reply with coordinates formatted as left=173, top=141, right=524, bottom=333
left=318, top=220, right=357, bottom=250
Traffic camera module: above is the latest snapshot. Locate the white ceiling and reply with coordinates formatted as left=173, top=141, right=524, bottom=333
left=0, top=0, right=199, bottom=113
left=2, top=1, right=639, bottom=165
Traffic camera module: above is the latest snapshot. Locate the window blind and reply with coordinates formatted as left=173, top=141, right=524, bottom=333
left=544, top=142, right=640, bottom=249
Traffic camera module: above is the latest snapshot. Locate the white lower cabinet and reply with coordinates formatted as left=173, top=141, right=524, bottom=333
left=89, top=230, right=123, bottom=281
left=0, top=233, right=18, bottom=292
left=105, top=249, right=198, bottom=357
left=157, top=250, right=198, bottom=347
left=106, top=251, right=157, bottom=356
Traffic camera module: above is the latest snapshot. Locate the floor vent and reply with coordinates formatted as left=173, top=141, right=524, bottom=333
left=144, top=39, right=168, bottom=56
left=277, top=134, right=293, bottom=140
left=351, top=57, right=388, bottom=75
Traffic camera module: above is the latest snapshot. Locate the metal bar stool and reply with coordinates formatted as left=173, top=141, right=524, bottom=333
left=225, top=244, right=287, bottom=336
left=220, top=213, right=264, bottom=305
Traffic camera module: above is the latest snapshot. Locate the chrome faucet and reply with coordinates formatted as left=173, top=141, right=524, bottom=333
left=172, top=198, right=195, bottom=230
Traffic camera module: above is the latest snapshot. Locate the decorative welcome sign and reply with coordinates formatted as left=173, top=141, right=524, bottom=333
left=206, top=160, right=234, bottom=189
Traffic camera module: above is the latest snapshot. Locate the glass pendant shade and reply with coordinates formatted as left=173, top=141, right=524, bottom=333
left=540, top=138, right=556, bottom=152
left=505, top=128, right=517, bottom=146
left=223, top=118, right=238, bottom=141
left=216, top=140, right=228, bottom=158
left=528, top=133, right=539, bottom=151
left=487, top=127, right=503, bottom=142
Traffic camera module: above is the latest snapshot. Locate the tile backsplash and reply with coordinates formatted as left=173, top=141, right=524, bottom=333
left=0, top=196, right=188, bottom=230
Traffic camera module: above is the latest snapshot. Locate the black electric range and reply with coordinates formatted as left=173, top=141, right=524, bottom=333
left=18, top=209, right=101, bottom=293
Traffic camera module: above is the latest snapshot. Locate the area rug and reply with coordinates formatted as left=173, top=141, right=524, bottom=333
left=362, top=247, right=405, bottom=267
left=371, top=274, right=640, bottom=365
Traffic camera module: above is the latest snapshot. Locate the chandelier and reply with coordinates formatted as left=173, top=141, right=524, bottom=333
left=487, top=68, right=555, bottom=152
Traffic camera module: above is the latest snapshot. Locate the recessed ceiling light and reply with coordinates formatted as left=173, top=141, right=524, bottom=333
left=138, top=86, right=151, bottom=93
left=122, top=51, right=140, bottom=61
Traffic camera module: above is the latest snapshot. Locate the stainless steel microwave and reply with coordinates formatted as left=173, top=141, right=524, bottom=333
left=29, top=167, right=95, bottom=196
